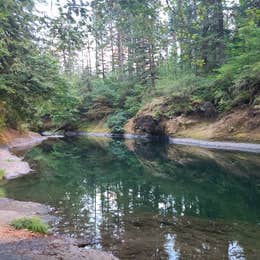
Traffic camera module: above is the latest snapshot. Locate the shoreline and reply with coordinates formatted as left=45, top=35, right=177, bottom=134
left=66, top=131, right=260, bottom=153
left=0, top=135, right=47, bottom=180
left=0, top=130, right=62, bottom=180
left=0, top=131, right=118, bottom=260
left=0, top=128, right=259, bottom=259
left=0, top=198, right=118, bottom=259
left=169, top=137, right=260, bottom=153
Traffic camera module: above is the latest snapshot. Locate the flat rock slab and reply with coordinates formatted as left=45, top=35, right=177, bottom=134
left=0, top=133, right=48, bottom=180
left=0, top=237, right=118, bottom=260
left=0, top=198, right=52, bottom=225
left=0, top=148, right=32, bottom=179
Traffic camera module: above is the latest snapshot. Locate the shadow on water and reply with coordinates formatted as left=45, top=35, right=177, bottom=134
left=1, top=136, right=260, bottom=259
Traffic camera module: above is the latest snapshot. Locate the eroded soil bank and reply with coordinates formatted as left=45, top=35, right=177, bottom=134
left=124, top=98, right=260, bottom=143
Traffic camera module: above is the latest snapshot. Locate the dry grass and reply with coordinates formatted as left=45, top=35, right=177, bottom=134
left=0, top=225, right=43, bottom=243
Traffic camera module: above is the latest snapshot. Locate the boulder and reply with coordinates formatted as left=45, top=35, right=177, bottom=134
left=133, top=115, right=164, bottom=135
left=200, top=102, right=217, bottom=118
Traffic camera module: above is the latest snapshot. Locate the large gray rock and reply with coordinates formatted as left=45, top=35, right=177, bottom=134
left=0, top=148, right=32, bottom=180
left=0, top=198, right=53, bottom=225
left=134, top=115, right=165, bottom=135
left=200, top=102, right=217, bottom=118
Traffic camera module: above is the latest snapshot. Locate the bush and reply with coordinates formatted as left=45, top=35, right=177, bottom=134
left=11, top=217, right=49, bottom=234
left=106, top=111, right=130, bottom=134
left=124, top=83, right=145, bottom=116
left=0, top=169, right=5, bottom=180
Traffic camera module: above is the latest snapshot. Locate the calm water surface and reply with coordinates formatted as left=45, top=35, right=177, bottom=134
left=1, top=137, right=260, bottom=259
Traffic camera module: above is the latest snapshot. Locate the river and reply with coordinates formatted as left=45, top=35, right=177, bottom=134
left=1, top=136, right=260, bottom=259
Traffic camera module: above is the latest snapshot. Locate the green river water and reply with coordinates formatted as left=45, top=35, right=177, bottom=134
left=1, top=136, right=260, bottom=259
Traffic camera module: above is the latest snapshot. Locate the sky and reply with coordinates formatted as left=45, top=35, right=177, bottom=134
left=36, top=0, right=67, bottom=17
left=36, top=0, right=95, bottom=72
left=35, top=0, right=168, bottom=73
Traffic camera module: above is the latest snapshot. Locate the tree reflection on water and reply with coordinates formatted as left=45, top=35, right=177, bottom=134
left=3, top=137, right=260, bottom=259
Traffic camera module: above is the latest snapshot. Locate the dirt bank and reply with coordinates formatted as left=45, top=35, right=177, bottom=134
left=125, top=98, right=260, bottom=143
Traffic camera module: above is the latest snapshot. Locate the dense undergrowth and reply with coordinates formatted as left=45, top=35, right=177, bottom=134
left=80, top=11, right=260, bottom=133
left=0, top=1, right=259, bottom=135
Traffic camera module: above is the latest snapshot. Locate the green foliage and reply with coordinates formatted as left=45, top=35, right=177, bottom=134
left=0, top=0, right=259, bottom=132
left=79, top=74, right=144, bottom=130
left=106, top=111, right=130, bottom=134
left=11, top=217, right=49, bottom=234
left=156, top=70, right=215, bottom=96
left=84, top=77, right=121, bottom=107
left=211, top=9, right=260, bottom=111
left=0, top=187, right=5, bottom=197
left=0, top=101, right=6, bottom=130
left=0, top=0, right=82, bottom=131
left=0, top=168, right=5, bottom=180
left=123, top=83, right=145, bottom=116
left=155, top=8, right=260, bottom=114
left=0, top=116, right=5, bottom=131
left=0, top=50, right=81, bottom=129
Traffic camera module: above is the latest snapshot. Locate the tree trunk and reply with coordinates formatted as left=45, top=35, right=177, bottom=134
left=215, top=0, right=225, bottom=66
left=110, top=24, right=115, bottom=72
left=101, top=40, right=105, bottom=79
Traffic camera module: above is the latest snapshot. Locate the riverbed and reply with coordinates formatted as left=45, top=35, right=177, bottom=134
left=1, top=136, right=260, bottom=259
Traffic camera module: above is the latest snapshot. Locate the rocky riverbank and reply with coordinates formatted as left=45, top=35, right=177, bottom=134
left=0, top=198, right=53, bottom=225
left=0, top=130, right=119, bottom=259
left=0, top=198, right=118, bottom=259
left=0, top=236, right=118, bottom=260
left=0, top=129, right=48, bottom=180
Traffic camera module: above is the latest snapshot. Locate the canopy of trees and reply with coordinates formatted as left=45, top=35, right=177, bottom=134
left=0, top=0, right=259, bottom=132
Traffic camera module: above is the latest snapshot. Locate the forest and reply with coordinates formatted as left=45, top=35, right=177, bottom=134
left=0, top=0, right=259, bottom=135
left=1, top=1, right=260, bottom=258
